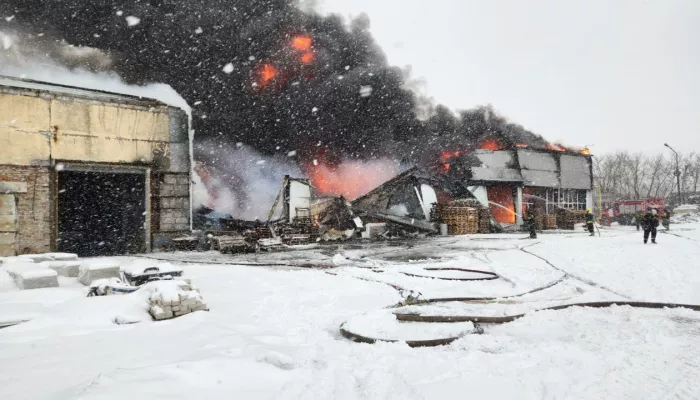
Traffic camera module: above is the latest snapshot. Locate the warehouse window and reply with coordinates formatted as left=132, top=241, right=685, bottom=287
left=545, top=189, right=587, bottom=213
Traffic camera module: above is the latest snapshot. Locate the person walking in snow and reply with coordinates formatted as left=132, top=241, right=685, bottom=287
left=585, top=208, right=595, bottom=236
left=641, top=208, right=659, bottom=244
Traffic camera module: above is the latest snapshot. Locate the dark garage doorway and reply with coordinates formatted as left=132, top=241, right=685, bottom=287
left=57, top=169, right=147, bottom=257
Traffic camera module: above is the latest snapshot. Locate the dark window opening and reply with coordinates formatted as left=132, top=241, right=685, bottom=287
left=57, top=170, right=146, bottom=257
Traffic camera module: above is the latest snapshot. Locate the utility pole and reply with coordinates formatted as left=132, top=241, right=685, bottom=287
left=664, top=143, right=683, bottom=205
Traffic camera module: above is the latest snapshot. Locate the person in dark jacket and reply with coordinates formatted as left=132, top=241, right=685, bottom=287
left=641, top=208, right=659, bottom=244
left=585, top=208, right=595, bottom=236
left=526, top=210, right=537, bottom=239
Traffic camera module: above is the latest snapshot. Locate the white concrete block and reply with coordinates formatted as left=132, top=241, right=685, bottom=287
left=15, top=269, right=59, bottom=290
left=39, top=261, right=81, bottom=278
left=42, top=253, right=79, bottom=261
left=78, top=261, right=121, bottom=286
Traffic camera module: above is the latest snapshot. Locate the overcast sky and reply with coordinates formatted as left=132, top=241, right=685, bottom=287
left=319, top=0, right=700, bottom=155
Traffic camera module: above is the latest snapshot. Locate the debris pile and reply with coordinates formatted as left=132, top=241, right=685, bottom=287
left=147, top=280, right=208, bottom=320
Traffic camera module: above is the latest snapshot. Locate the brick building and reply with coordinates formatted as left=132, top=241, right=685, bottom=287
left=0, top=76, right=191, bottom=256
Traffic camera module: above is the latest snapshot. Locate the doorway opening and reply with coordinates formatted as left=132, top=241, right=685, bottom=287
left=57, top=169, right=147, bottom=256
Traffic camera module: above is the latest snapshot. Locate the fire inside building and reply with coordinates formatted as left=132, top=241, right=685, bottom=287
left=0, top=76, right=191, bottom=257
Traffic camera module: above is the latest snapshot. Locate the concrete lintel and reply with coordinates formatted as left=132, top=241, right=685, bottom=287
left=0, top=182, right=28, bottom=193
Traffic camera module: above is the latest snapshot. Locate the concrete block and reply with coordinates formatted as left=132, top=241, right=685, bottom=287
left=172, top=185, right=189, bottom=197
left=0, top=194, right=16, bottom=215
left=0, top=233, right=16, bottom=246
left=0, top=215, right=16, bottom=232
left=15, top=269, right=59, bottom=290
left=78, top=261, right=121, bottom=286
left=163, top=174, right=178, bottom=185
left=0, top=182, right=27, bottom=194
left=39, top=260, right=81, bottom=277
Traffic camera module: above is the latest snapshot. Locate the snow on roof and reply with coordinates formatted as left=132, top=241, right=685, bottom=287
left=0, top=75, right=187, bottom=111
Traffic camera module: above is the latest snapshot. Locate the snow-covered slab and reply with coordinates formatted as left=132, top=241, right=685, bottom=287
left=41, top=253, right=79, bottom=261
left=14, top=269, right=59, bottom=290
left=122, top=260, right=182, bottom=277
left=78, top=260, right=121, bottom=286
left=38, top=260, right=81, bottom=278
left=342, top=309, right=476, bottom=342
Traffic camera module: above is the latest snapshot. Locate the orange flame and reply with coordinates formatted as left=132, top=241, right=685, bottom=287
left=480, top=138, right=502, bottom=151
left=580, top=147, right=591, bottom=156
left=292, top=36, right=312, bottom=51
left=307, top=160, right=397, bottom=200
left=545, top=143, right=566, bottom=152
left=300, top=52, right=314, bottom=64
left=439, top=151, right=463, bottom=171
left=259, top=64, right=278, bottom=85
left=515, top=143, right=529, bottom=148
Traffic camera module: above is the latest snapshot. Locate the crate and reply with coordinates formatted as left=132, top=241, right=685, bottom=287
left=556, top=209, right=586, bottom=230
left=448, top=222, right=479, bottom=235
left=544, top=214, right=557, bottom=230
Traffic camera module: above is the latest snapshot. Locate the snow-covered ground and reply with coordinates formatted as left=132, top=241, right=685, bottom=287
left=1, top=223, right=699, bottom=399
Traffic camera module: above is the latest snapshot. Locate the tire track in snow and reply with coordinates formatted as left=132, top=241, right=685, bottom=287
left=519, top=243, right=632, bottom=300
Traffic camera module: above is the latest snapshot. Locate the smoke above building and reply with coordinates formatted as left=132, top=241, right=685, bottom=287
left=1, top=0, right=574, bottom=214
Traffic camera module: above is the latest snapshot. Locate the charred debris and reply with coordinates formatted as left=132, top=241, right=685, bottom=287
left=176, top=141, right=594, bottom=254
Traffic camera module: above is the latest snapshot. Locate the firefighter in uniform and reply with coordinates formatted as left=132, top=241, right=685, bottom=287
left=585, top=208, right=595, bottom=236
left=526, top=209, right=537, bottom=239
left=641, top=208, right=659, bottom=244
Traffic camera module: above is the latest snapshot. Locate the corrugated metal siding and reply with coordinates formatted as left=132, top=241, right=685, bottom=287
left=560, top=154, right=592, bottom=189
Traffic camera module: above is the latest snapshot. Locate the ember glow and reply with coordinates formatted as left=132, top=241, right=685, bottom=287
left=307, top=159, right=398, bottom=200
left=259, top=64, right=278, bottom=85
left=515, top=143, right=529, bottom=148
left=545, top=143, right=567, bottom=152
left=300, top=52, right=314, bottom=64
left=480, top=138, right=503, bottom=151
left=439, top=151, right=463, bottom=171
left=291, top=35, right=312, bottom=51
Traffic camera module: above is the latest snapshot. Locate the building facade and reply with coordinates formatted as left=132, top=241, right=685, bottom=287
left=0, top=76, right=191, bottom=256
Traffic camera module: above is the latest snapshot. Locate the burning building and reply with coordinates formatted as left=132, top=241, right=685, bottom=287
left=0, top=76, right=191, bottom=257
left=446, top=145, right=593, bottom=225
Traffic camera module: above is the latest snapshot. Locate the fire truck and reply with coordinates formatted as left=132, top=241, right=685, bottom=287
left=609, top=198, right=665, bottom=225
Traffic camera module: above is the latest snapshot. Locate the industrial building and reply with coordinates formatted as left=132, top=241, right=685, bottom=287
left=448, top=148, right=594, bottom=224
left=351, top=148, right=593, bottom=227
left=0, top=76, right=191, bottom=257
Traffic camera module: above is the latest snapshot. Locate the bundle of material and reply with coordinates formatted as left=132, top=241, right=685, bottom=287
left=432, top=203, right=479, bottom=235
left=478, top=209, right=492, bottom=233
left=147, top=280, right=208, bottom=320
left=556, top=209, right=587, bottom=230
left=544, top=214, right=558, bottom=230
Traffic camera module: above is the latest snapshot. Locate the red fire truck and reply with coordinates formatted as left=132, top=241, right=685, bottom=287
left=609, top=198, right=665, bottom=225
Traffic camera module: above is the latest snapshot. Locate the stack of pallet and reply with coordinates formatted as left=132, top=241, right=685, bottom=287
left=543, top=214, right=557, bottom=230
left=432, top=203, right=479, bottom=235
left=253, top=226, right=273, bottom=240
left=478, top=209, right=491, bottom=233
left=534, top=214, right=545, bottom=230
left=556, top=209, right=586, bottom=230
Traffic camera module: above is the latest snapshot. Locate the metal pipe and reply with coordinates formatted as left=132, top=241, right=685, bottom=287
left=664, top=143, right=683, bottom=205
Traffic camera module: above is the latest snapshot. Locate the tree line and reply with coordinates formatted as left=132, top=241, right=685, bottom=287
left=593, top=151, right=700, bottom=206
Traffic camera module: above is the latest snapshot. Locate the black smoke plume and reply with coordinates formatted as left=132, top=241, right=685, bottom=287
left=0, top=0, right=546, bottom=167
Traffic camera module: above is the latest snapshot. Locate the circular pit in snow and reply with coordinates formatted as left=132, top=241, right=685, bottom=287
left=340, top=309, right=478, bottom=347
